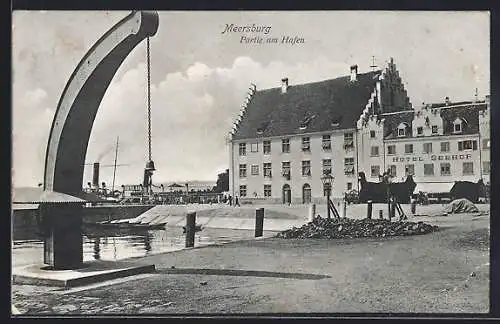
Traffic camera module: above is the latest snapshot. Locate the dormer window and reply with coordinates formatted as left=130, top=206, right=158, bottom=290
left=331, top=115, right=342, bottom=127
left=417, top=126, right=423, bottom=136
left=431, top=125, right=438, bottom=134
left=257, top=120, right=271, bottom=135
left=299, top=114, right=316, bottom=130
left=397, top=122, right=408, bottom=137
left=453, top=118, right=463, bottom=133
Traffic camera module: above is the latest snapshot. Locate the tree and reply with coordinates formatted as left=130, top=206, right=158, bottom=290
left=214, top=169, right=229, bottom=193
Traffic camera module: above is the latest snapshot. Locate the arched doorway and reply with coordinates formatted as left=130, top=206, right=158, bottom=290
left=302, top=183, right=312, bottom=204
left=282, top=184, right=291, bottom=204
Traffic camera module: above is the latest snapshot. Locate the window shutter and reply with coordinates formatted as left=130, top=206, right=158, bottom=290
left=458, top=141, right=463, bottom=151
left=473, top=140, right=478, bottom=150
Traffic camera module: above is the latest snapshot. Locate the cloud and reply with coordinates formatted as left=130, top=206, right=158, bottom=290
left=86, top=55, right=356, bottom=186
left=12, top=88, right=54, bottom=186
left=13, top=55, right=358, bottom=187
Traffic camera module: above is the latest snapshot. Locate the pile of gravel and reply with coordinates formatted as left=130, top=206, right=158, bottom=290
left=275, top=216, right=439, bottom=239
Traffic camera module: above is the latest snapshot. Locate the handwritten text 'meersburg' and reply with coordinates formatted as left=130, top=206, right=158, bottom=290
left=221, top=24, right=272, bottom=35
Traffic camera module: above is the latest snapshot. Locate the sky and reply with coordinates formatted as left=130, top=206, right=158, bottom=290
left=12, top=10, right=490, bottom=188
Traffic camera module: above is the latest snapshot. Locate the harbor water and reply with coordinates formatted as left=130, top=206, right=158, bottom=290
left=12, top=226, right=276, bottom=268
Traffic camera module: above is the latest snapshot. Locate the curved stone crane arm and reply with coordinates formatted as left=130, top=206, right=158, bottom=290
left=43, top=11, right=159, bottom=194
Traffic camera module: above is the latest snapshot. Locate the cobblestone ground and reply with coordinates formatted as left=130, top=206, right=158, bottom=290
left=12, top=212, right=490, bottom=315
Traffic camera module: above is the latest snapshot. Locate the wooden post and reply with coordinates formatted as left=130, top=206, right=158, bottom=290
left=390, top=201, right=396, bottom=220
left=185, top=212, right=196, bottom=248
left=308, top=203, right=316, bottom=222
left=255, top=208, right=264, bottom=237
left=367, top=200, right=373, bottom=219
left=387, top=194, right=391, bottom=220
left=327, top=192, right=331, bottom=219
left=411, top=199, right=416, bottom=214
left=379, top=209, right=383, bottom=219
left=343, top=199, right=347, bottom=218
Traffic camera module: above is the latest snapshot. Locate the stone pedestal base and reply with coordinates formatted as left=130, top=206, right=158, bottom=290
left=39, top=203, right=84, bottom=270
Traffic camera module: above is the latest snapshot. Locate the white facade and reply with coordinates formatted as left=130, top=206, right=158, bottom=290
left=356, top=100, right=490, bottom=193
left=479, top=96, right=490, bottom=185
left=229, top=129, right=358, bottom=203
left=229, top=99, right=490, bottom=204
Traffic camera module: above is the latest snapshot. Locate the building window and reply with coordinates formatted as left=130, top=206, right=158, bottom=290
left=405, top=144, right=413, bottom=154
left=388, top=165, right=397, bottom=177
left=303, top=184, right=312, bottom=203
left=250, top=143, right=258, bottom=152
left=398, top=127, right=405, bottom=137
left=347, top=182, right=353, bottom=191
left=251, top=165, right=259, bottom=176
left=454, top=120, right=462, bottom=133
left=302, top=137, right=310, bottom=152
left=322, top=159, right=332, bottom=176
left=239, top=185, right=247, bottom=197
left=463, top=162, right=474, bottom=175
left=263, top=163, right=272, bottom=177
left=371, top=165, right=380, bottom=178
left=431, top=125, right=438, bottom=134
left=441, top=142, right=450, bottom=152
left=282, top=161, right=291, bottom=179
left=239, top=164, right=247, bottom=178
left=387, top=145, right=396, bottom=155
left=302, top=160, right=311, bottom=177
left=423, top=143, right=432, bottom=154
left=263, top=141, right=271, bottom=154
left=344, top=132, right=354, bottom=149
left=282, top=138, right=290, bottom=153
left=483, top=139, right=490, bottom=149
left=370, top=130, right=376, bottom=138
left=264, top=185, right=272, bottom=197
left=238, top=143, right=246, bottom=156
left=344, top=158, right=355, bottom=175
left=370, top=146, right=379, bottom=157
left=424, top=163, right=434, bottom=176
left=458, top=140, right=477, bottom=151
left=483, top=161, right=490, bottom=175
left=405, top=164, right=415, bottom=176
left=417, top=127, right=423, bottom=136
left=322, top=135, right=331, bottom=150
left=440, top=163, right=451, bottom=176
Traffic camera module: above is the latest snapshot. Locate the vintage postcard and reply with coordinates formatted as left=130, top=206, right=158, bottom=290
left=11, top=10, right=490, bottom=316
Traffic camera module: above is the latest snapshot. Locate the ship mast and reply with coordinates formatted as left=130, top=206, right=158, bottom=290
left=111, top=136, right=119, bottom=193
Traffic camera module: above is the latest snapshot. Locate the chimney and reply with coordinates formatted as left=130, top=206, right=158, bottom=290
left=281, top=78, right=289, bottom=94
left=445, top=96, right=451, bottom=106
left=92, top=162, right=100, bottom=188
left=350, top=65, right=358, bottom=82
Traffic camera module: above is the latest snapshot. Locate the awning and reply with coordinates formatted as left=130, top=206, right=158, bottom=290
left=414, top=182, right=454, bottom=194
left=12, top=187, right=102, bottom=204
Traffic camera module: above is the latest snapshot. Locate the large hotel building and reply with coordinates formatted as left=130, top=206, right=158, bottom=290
left=228, top=58, right=490, bottom=204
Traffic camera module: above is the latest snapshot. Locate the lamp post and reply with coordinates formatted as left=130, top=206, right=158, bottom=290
left=321, top=173, right=334, bottom=219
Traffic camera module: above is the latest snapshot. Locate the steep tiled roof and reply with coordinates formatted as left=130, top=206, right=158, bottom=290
left=382, top=102, right=487, bottom=139
left=231, top=70, right=382, bottom=140
left=382, top=111, right=415, bottom=139
left=440, top=103, right=486, bottom=135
